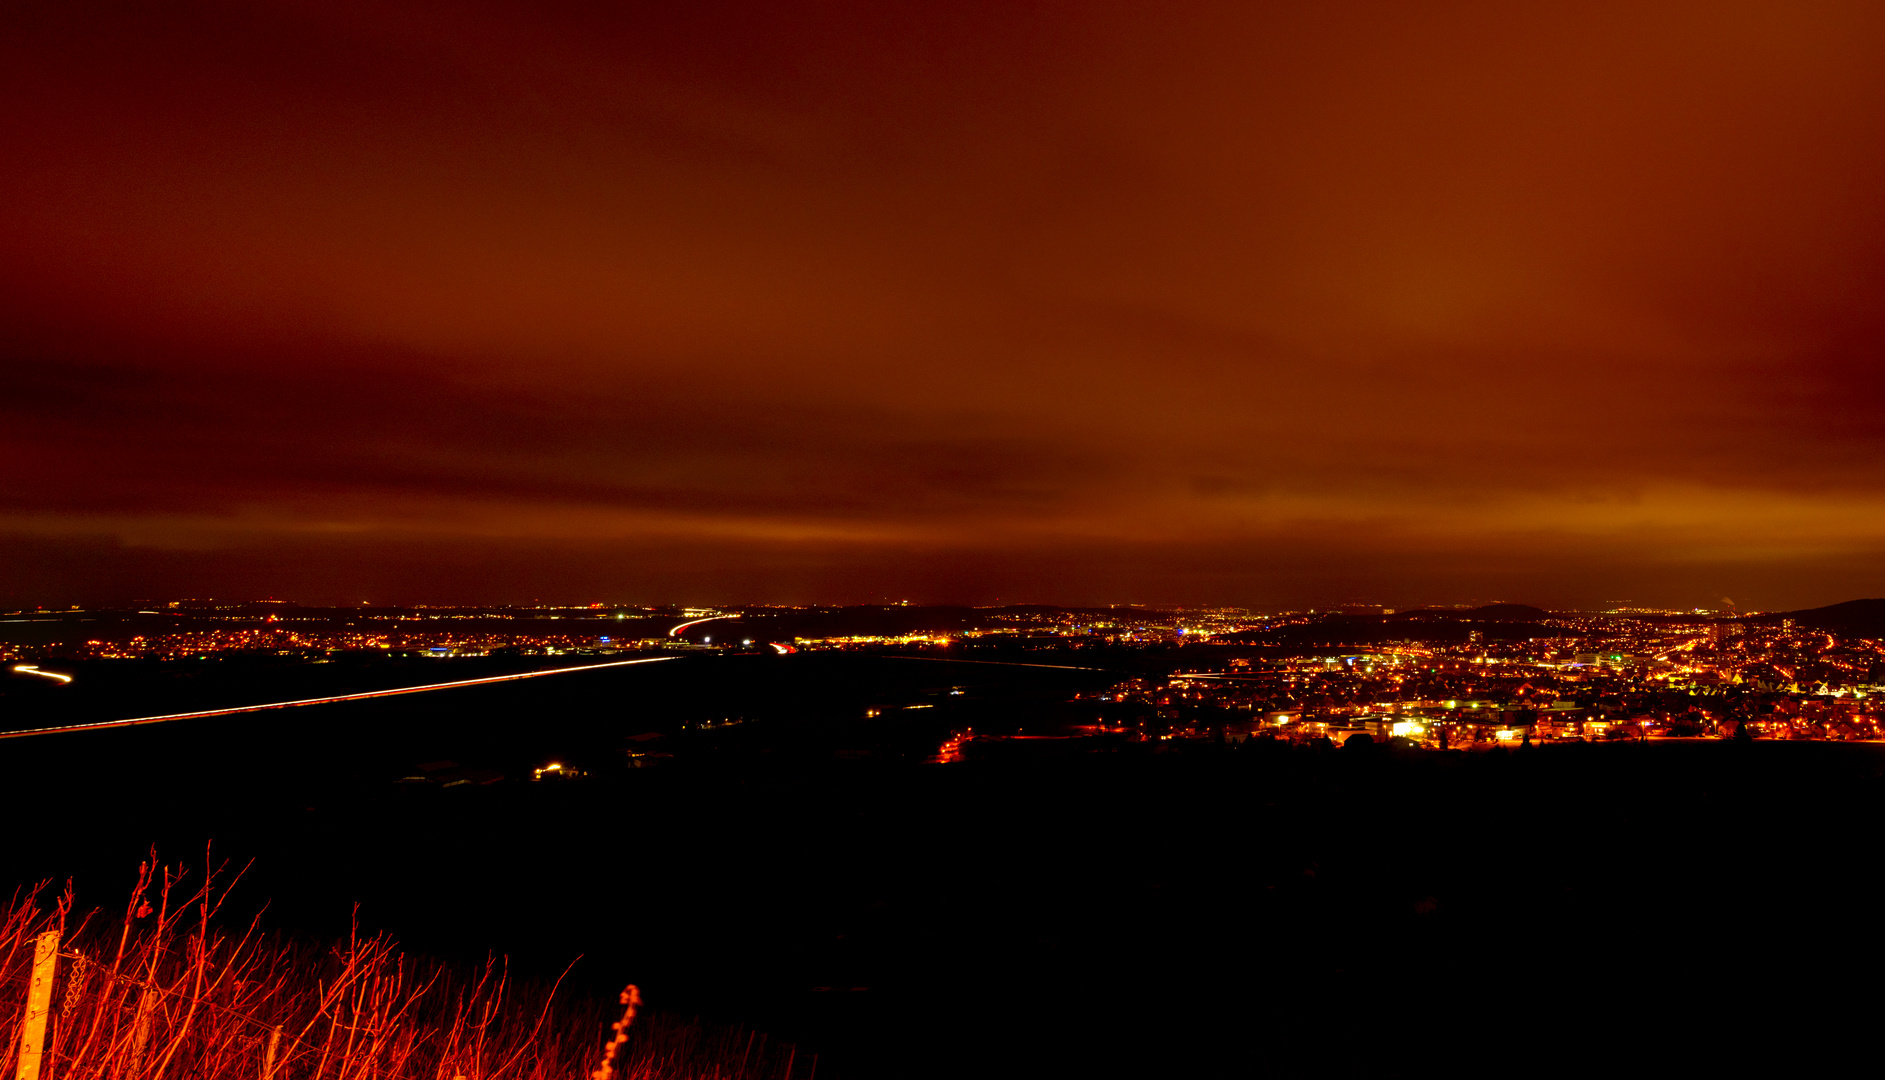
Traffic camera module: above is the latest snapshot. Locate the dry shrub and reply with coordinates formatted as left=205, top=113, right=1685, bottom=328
left=0, top=859, right=809, bottom=1080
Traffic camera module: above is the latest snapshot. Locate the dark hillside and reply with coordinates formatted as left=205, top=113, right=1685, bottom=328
left=1763, top=598, right=1885, bottom=637
left=5, top=655, right=1878, bottom=1076
left=1389, top=602, right=1551, bottom=621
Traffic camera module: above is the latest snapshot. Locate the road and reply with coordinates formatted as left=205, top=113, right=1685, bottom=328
left=0, top=655, right=677, bottom=741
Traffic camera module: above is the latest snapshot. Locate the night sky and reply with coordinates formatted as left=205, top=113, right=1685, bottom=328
left=6, top=1, right=1885, bottom=609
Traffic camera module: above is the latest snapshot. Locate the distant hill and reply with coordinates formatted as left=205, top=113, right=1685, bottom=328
left=1389, top=603, right=1551, bottom=623
left=1759, top=598, right=1885, bottom=638
left=1215, top=602, right=1556, bottom=646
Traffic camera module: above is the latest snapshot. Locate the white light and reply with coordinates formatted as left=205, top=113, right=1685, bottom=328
left=12, top=664, right=72, bottom=685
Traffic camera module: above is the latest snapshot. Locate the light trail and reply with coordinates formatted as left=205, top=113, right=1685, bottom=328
left=0, top=656, right=677, bottom=741
left=668, top=614, right=740, bottom=637
left=12, top=664, right=73, bottom=684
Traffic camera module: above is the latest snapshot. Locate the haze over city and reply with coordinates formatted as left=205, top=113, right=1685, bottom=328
left=8, top=1, right=1885, bottom=609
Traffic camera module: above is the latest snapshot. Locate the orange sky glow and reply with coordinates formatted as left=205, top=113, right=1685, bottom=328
left=5, top=1, right=1885, bottom=608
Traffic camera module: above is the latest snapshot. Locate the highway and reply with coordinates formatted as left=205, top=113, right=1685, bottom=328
left=667, top=613, right=741, bottom=637
left=0, top=655, right=677, bottom=741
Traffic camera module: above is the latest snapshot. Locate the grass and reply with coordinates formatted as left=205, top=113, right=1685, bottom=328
left=0, top=858, right=810, bottom=1080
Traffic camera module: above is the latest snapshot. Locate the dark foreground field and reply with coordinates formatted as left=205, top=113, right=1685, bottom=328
left=5, top=654, right=1884, bottom=1076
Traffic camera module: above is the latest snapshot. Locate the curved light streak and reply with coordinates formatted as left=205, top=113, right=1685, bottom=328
left=12, top=664, right=73, bottom=684
left=0, top=655, right=676, bottom=741
left=668, top=614, right=741, bottom=637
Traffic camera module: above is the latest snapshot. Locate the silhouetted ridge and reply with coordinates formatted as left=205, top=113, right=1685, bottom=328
left=1761, top=598, right=1885, bottom=637
left=1389, top=603, right=1551, bottom=622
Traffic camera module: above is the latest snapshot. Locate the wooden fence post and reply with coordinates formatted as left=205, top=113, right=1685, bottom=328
left=126, top=990, right=153, bottom=1079
left=15, top=931, right=59, bottom=1080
